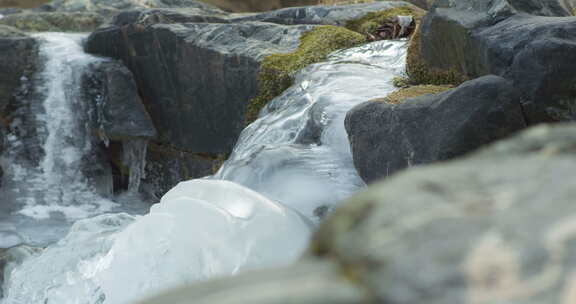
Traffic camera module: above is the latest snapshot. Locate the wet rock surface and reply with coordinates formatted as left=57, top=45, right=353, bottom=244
left=345, top=75, right=527, bottom=183
left=0, top=26, right=38, bottom=186
left=82, top=60, right=156, bottom=141
left=86, top=22, right=315, bottom=154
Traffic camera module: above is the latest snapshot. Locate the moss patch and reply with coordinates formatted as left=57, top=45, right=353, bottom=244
left=406, top=23, right=466, bottom=86
left=372, top=84, right=452, bottom=104
left=246, top=25, right=366, bottom=123
left=345, top=5, right=426, bottom=34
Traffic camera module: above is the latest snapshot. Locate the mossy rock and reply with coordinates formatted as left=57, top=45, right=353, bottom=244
left=0, top=12, right=104, bottom=32
left=372, top=84, right=453, bottom=104
left=246, top=25, right=366, bottom=123
left=344, top=5, right=426, bottom=34
left=405, top=23, right=466, bottom=86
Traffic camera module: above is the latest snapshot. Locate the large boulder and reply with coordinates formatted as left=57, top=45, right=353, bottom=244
left=85, top=22, right=315, bottom=154
left=345, top=75, right=527, bottom=183
left=231, top=2, right=416, bottom=25
left=142, top=123, right=576, bottom=304
left=416, top=0, right=576, bottom=123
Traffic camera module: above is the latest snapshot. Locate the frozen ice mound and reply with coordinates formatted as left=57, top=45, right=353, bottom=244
left=2, top=180, right=313, bottom=304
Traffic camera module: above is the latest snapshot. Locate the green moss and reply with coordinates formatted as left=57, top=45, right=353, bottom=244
left=345, top=6, right=426, bottom=34
left=343, top=5, right=464, bottom=86
left=392, top=76, right=410, bottom=88
left=406, top=23, right=466, bottom=86
left=246, top=25, right=366, bottom=123
left=372, top=84, right=452, bottom=104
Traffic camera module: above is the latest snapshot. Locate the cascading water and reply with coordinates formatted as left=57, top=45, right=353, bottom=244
left=1, top=39, right=408, bottom=304
left=213, top=39, right=407, bottom=220
left=0, top=33, right=147, bottom=249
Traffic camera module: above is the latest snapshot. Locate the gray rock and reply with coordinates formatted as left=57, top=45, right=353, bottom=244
left=345, top=75, right=527, bottom=184
left=0, top=11, right=105, bottom=32
left=111, top=8, right=229, bottom=27
left=138, top=123, right=576, bottom=304
left=231, top=1, right=415, bottom=25
left=43, top=0, right=225, bottom=16
left=85, top=22, right=314, bottom=154
left=141, top=143, right=220, bottom=200
left=0, top=26, right=37, bottom=113
left=313, top=123, right=576, bottom=303
left=419, top=0, right=576, bottom=123
left=82, top=60, right=157, bottom=141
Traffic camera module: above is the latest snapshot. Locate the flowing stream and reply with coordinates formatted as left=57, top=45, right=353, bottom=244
left=0, top=34, right=407, bottom=303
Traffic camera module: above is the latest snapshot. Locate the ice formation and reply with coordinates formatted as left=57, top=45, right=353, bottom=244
left=1, top=180, right=313, bottom=304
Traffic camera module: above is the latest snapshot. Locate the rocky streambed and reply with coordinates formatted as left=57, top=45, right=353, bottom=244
left=1, top=0, right=576, bottom=303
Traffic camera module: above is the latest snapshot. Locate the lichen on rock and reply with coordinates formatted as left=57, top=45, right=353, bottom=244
left=246, top=25, right=365, bottom=123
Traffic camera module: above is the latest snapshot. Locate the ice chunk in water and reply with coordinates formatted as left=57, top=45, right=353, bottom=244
left=2, top=180, right=312, bottom=304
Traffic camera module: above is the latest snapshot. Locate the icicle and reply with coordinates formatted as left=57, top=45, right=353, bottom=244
left=122, top=139, right=148, bottom=193
left=397, top=15, right=414, bottom=37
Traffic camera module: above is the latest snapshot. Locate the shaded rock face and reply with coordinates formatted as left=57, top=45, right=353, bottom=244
left=140, top=123, right=576, bottom=304
left=0, top=27, right=37, bottom=115
left=231, top=2, right=412, bottom=25
left=419, top=0, right=576, bottom=124
left=0, top=27, right=38, bottom=188
left=141, top=143, right=216, bottom=199
left=82, top=60, right=156, bottom=141
left=86, top=22, right=314, bottom=154
left=345, top=75, right=527, bottom=183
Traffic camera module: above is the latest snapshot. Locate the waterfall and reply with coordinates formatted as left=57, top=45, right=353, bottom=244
left=1, top=39, right=408, bottom=304
left=0, top=33, right=146, bottom=248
